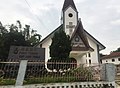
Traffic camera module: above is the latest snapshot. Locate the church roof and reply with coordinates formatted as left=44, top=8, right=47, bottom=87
left=84, top=30, right=106, bottom=50
left=62, top=0, right=77, bottom=12
left=37, top=23, right=105, bottom=51
left=71, top=19, right=93, bottom=51
left=36, top=25, right=63, bottom=45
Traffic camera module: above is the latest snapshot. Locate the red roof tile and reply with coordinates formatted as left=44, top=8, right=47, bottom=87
left=101, top=52, right=120, bottom=59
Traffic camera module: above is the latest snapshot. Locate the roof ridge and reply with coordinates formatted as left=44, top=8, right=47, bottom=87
left=101, top=52, right=120, bottom=59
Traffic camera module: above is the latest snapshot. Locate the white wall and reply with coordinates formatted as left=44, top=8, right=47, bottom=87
left=75, top=55, right=85, bottom=66
left=85, top=36, right=99, bottom=64
left=102, top=57, right=120, bottom=65
left=41, top=38, right=52, bottom=63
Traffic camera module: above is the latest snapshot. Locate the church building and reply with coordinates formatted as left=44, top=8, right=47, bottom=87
left=37, top=0, right=105, bottom=66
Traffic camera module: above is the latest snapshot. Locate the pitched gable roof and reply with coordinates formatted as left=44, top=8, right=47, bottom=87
left=34, top=25, right=63, bottom=46
left=101, top=52, right=120, bottom=60
left=62, top=0, right=77, bottom=12
left=36, top=23, right=105, bottom=51
left=71, top=19, right=94, bottom=51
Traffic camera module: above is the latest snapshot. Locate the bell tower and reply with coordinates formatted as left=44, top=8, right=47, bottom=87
left=61, top=0, right=78, bottom=36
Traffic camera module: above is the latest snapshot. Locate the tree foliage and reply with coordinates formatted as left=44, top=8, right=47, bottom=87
left=49, top=30, right=72, bottom=60
left=0, top=21, right=41, bottom=60
left=113, top=47, right=120, bottom=52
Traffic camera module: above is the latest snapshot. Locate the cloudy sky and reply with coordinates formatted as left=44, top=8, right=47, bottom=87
left=0, top=0, right=120, bottom=54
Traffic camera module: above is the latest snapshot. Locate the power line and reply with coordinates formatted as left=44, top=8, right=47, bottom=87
left=24, top=0, right=49, bottom=31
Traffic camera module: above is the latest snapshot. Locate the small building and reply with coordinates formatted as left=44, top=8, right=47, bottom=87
left=101, top=52, right=120, bottom=65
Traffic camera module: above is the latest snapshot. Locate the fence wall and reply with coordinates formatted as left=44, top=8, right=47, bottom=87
left=0, top=59, right=102, bottom=83
left=0, top=82, right=116, bottom=88
left=0, top=59, right=116, bottom=87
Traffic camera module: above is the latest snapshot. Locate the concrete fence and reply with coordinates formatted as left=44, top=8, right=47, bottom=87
left=0, top=82, right=116, bottom=88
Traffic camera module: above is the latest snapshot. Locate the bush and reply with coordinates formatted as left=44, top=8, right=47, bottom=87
left=65, top=65, right=93, bottom=81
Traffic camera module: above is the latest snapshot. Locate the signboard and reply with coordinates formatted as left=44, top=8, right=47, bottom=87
left=8, top=46, right=45, bottom=60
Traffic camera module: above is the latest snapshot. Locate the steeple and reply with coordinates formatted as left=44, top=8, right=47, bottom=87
left=61, top=0, right=78, bottom=36
left=62, top=0, right=77, bottom=12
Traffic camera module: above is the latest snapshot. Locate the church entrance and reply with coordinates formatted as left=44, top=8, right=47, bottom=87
left=70, top=51, right=89, bottom=66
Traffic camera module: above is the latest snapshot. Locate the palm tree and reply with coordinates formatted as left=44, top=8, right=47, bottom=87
left=24, top=25, right=30, bottom=40
left=16, top=20, right=22, bottom=32
left=0, top=22, right=8, bottom=35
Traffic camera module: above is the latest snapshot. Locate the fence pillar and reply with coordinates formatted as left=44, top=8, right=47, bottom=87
left=101, top=63, right=116, bottom=82
left=15, top=60, right=28, bottom=86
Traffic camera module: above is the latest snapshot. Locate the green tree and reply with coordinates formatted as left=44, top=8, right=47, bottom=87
left=50, top=30, right=72, bottom=60
left=29, top=34, right=41, bottom=46
left=113, top=47, right=120, bottom=52
left=16, top=20, right=22, bottom=31
left=0, top=22, right=8, bottom=35
left=2, top=31, right=29, bottom=59
left=0, top=21, right=41, bottom=60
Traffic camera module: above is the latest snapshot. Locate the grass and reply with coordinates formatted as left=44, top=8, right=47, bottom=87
left=24, top=77, right=77, bottom=84
left=0, top=79, right=16, bottom=85
left=0, top=76, right=89, bottom=85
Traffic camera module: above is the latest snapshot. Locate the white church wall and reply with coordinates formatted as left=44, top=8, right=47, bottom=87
left=64, top=7, right=77, bottom=35
left=41, top=38, right=52, bottom=63
left=81, top=55, right=87, bottom=64
left=87, top=37, right=99, bottom=64
left=75, top=57, right=80, bottom=66
left=76, top=55, right=84, bottom=66
left=75, top=54, right=88, bottom=66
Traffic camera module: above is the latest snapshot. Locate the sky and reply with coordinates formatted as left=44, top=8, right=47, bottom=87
left=0, top=0, right=120, bottom=54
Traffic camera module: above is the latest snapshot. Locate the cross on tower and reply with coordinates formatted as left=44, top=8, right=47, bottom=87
left=66, top=22, right=75, bottom=36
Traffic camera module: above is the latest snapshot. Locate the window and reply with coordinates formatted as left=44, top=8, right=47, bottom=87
left=112, top=59, right=115, bottom=62
left=86, top=59, right=87, bottom=64
left=75, top=37, right=79, bottom=42
left=40, top=44, right=42, bottom=47
left=88, top=53, right=91, bottom=57
left=118, top=58, right=120, bottom=61
left=89, top=59, right=91, bottom=64
left=68, top=13, right=73, bottom=17
left=106, top=60, right=108, bottom=62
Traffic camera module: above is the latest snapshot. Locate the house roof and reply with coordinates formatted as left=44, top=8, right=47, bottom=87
left=36, top=21, right=105, bottom=51
left=71, top=19, right=94, bottom=51
left=101, top=52, right=120, bottom=60
left=62, top=0, right=77, bottom=12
